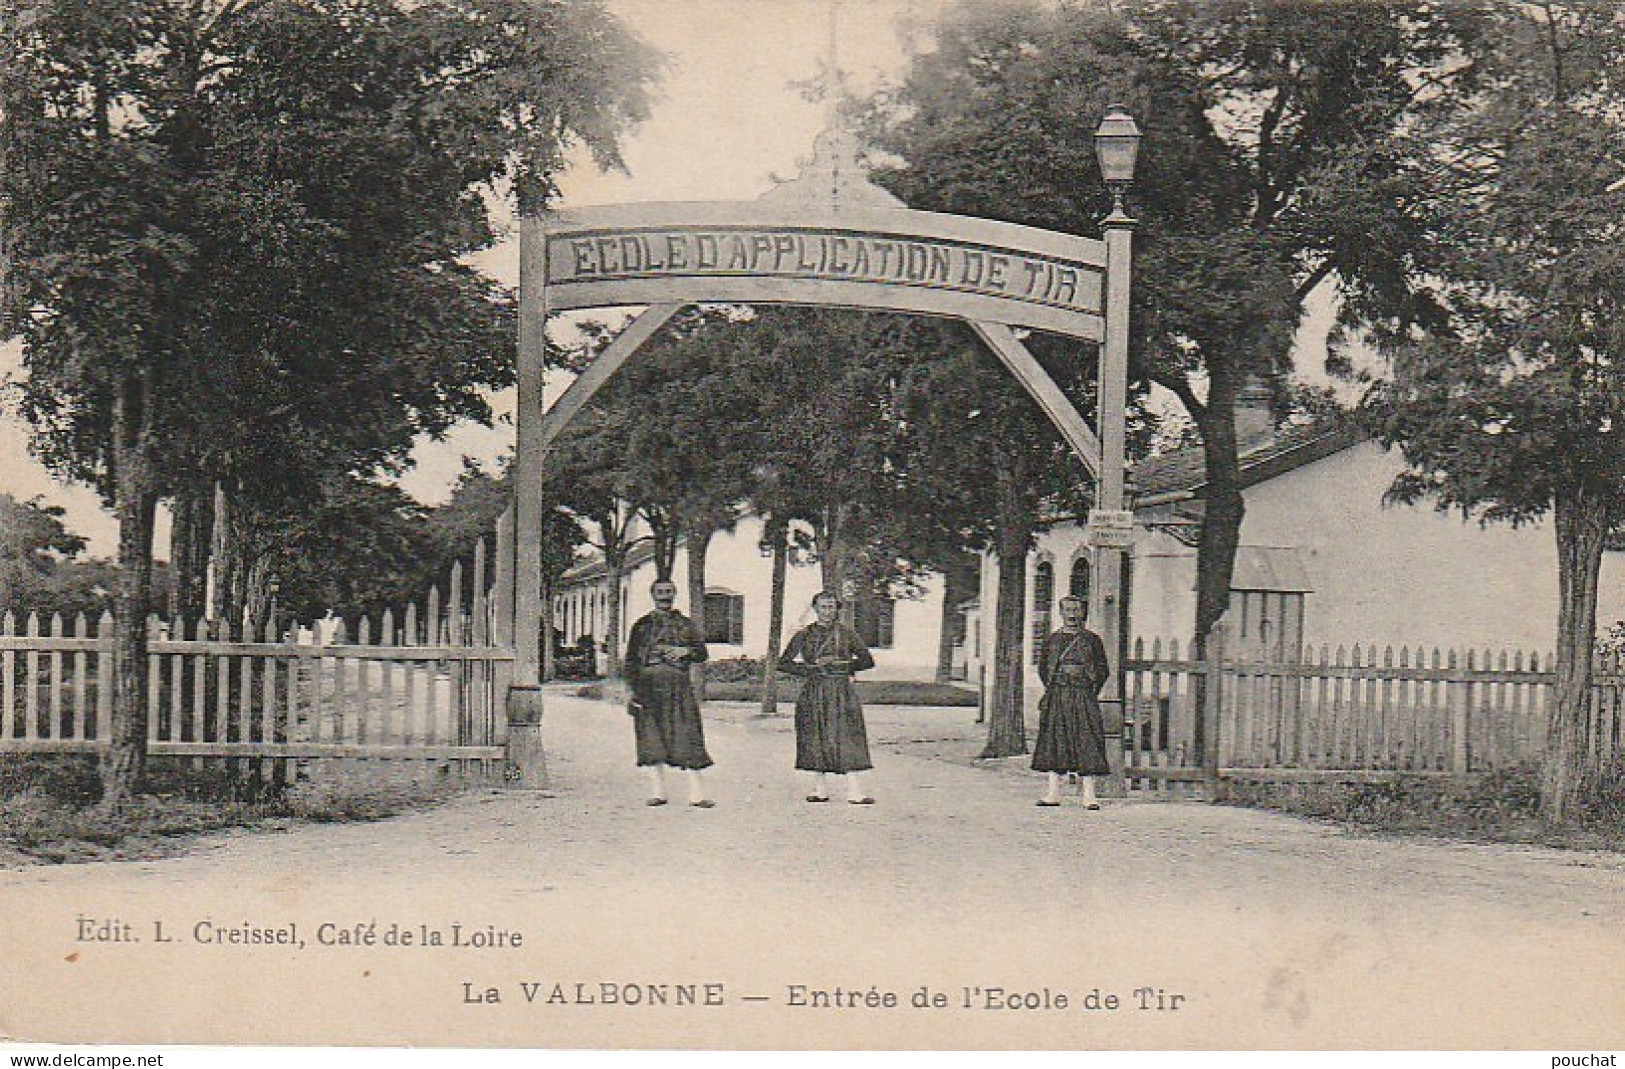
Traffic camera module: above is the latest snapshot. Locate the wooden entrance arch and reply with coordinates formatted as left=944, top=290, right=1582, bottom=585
left=504, top=132, right=1136, bottom=789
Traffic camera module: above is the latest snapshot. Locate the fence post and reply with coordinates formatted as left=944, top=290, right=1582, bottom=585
left=1204, top=618, right=1227, bottom=802
left=1462, top=646, right=1475, bottom=770
left=97, top=611, right=114, bottom=742
left=147, top=615, right=162, bottom=748
left=491, top=512, right=517, bottom=777
left=1450, top=648, right=1470, bottom=774
left=449, top=562, right=468, bottom=746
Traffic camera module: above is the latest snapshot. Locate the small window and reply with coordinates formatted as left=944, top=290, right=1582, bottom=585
left=853, top=595, right=895, bottom=650
left=704, top=592, right=744, bottom=645
left=1069, top=556, right=1092, bottom=601
left=1031, top=560, right=1055, bottom=664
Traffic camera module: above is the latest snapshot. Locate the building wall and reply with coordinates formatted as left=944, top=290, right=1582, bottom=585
left=1119, top=529, right=1198, bottom=646
left=1238, top=439, right=1625, bottom=653
left=973, top=529, right=1098, bottom=713
left=997, top=439, right=1625, bottom=668
left=556, top=514, right=949, bottom=680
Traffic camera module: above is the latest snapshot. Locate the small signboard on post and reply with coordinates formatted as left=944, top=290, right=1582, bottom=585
left=1086, top=508, right=1135, bottom=547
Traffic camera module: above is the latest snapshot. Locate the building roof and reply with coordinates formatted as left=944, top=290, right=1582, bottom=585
left=1130, top=422, right=1363, bottom=505
left=560, top=541, right=657, bottom=586
left=1230, top=546, right=1313, bottom=593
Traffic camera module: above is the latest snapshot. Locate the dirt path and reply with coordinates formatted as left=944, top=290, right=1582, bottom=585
left=2, top=691, right=1622, bottom=1050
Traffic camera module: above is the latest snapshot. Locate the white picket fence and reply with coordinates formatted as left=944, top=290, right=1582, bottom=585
left=0, top=550, right=514, bottom=775
left=1122, top=635, right=1625, bottom=795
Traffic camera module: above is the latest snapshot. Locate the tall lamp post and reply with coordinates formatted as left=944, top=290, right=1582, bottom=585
left=1090, top=106, right=1140, bottom=796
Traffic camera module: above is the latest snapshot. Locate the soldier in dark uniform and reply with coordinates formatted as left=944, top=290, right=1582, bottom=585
left=1032, top=595, right=1110, bottom=808
left=781, top=591, right=877, bottom=804
left=625, top=579, right=713, bottom=807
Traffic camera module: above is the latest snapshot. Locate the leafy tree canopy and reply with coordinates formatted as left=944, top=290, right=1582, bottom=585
left=0, top=493, right=147, bottom=619
left=1357, top=1, right=1625, bottom=823
left=0, top=0, right=659, bottom=508
left=860, top=0, right=1491, bottom=644
left=1365, top=3, right=1625, bottom=525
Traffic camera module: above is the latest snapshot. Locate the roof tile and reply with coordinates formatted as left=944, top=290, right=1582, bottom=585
left=1130, top=423, right=1360, bottom=501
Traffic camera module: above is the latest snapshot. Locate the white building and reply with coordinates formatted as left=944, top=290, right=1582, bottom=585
left=553, top=512, right=953, bottom=680
left=964, top=411, right=1625, bottom=707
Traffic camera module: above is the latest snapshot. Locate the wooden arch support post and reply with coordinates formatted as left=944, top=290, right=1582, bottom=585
left=505, top=216, right=551, bottom=788
left=1089, top=211, right=1135, bottom=797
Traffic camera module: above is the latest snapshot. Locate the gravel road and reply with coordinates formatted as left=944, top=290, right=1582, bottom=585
left=1, top=691, right=1621, bottom=1050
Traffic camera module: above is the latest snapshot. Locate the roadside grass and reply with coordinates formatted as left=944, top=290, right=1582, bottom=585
left=0, top=754, right=466, bottom=867
left=573, top=657, right=979, bottom=708
left=576, top=679, right=980, bottom=707
left=1223, top=760, right=1625, bottom=852
left=571, top=656, right=979, bottom=707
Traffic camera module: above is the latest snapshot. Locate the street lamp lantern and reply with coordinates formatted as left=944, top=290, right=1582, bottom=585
left=1093, top=105, right=1141, bottom=183
left=1094, top=105, right=1141, bottom=218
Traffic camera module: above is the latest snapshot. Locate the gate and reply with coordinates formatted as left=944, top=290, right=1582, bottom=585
left=506, top=117, right=1144, bottom=788
left=0, top=544, right=514, bottom=777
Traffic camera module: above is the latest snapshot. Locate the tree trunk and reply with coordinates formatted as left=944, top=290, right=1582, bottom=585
left=646, top=508, right=677, bottom=583
left=819, top=501, right=856, bottom=630
left=685, top=525, right=713, bottom=701
left=760, top=516, right=789, bottom=716
left=1543, top=480, right=1609, bottom=825
left=818, top=501, right=853, bottom=593
left=982, top=529, right=1030, bottom=758
left=242, top=554, right=275, bottom=631
left=541, top=576, right=557, bottom=682
left=168, top=483, right=212, bottom=623
left=102, top=382, right=159, bottom=806
left=816, top=508, right=835, bottom=591
left=209, top=479, right=267, bottom=630
left=167, top=483, right=213, bottom=721
left=685, top=525, right=713, bottom=629
left=1192, top=384, right=1245, bottom=654
left=604, top=551, right=625, bottom=678
left=210, top=480, right=238, bottom=623
left=935, top=564, right=965, bottom=683
left=1189, top=383, right=1244, bottom=758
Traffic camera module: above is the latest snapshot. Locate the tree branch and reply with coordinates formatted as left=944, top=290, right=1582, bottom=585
left=203, top=0, right=271, bottom=42
left=1295, top=257, right=1336, bottom=306
left=1542, top=0, right=1568, bottom=103
left=1365, top=57, right=1480, bottom=134
left=1254, top=80, right=1296, bottom=225
left=1154, top=370, right=1207, bottom=420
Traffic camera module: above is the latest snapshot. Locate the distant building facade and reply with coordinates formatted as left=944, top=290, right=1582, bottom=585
left=553, top=513, right=951, bottom=681
left=963, top=417, right=1625, bottom=707
left=557, top=410, right=1625, bottom=700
